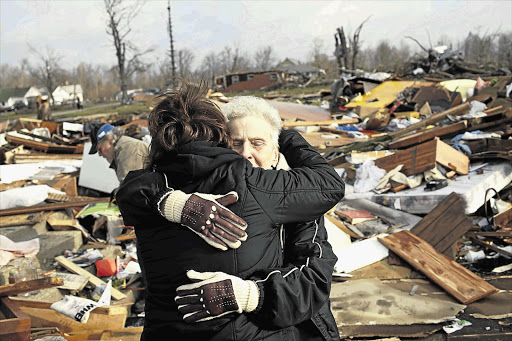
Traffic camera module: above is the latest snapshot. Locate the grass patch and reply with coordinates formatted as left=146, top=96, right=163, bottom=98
left=57, top=104, right=148, bottom=119
left=0, top=103, right=149, bottom=121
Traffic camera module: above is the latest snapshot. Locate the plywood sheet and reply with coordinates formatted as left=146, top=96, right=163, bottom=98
left=331, top=278, right=465, bottom=327
left=378, top=230, right=498, bottom=304
left=374, top=138, right=469, bottom=175
left=410, top=192, right=474, bottom=258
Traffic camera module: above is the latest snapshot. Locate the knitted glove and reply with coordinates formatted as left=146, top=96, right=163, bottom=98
left=175, top=270, right=260, bottom=323
left=160, top=191, right=248, bottom=251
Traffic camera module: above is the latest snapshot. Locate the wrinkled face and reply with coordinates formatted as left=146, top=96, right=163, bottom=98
left=97, top=138, right=115, bottom=163
left=228, top=116, right=278, bottom=170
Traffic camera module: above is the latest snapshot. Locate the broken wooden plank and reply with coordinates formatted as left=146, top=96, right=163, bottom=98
left=0, top=197, right=109, bottom=217
left=14, top=153, right=82, bottom=164
left=379, top=230, right=498, bottom=304
left=0, top=212, right=45, bottom=227
left=0, top=277, right=63, bottom=297
left=465, top=231, right=512, bottom=238
left=283, top=118, right=358, bottom=127
left=325, top=214, right=364, bottom=239
left=10, top=298, right=128, bottom=334
left=0, top=297, right=31, bottom=341
left=335, top=209, right=377, bottom=224
left=494, top=206, right=512, bottom=229
left=469, top=237, right=512, bottom=258
left=388, top=102, right=470, bottom=139
left=409, top=192, right=474, bottom=259
left=54, top=256, right=127, bottom=301
left=5, top=133, right=83, bottom=154
left=374, top=138, right=469, bottom=176
left=389, top=120, right=468, bottom=149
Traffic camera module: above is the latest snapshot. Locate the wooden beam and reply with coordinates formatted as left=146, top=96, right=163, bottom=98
left=0, top=297, right=31, bottom=340
left=465, top=231, right=512, bottom=238
left=388, top=102, right=470, bottom=139
left=282, top=118, right=358, bottom=127
left=55, top=256, right=127, bottom=301
left=0, top=212, right=45, bottom=227
left=5, top=134, right=83, bottom=154
left=0, top=197, right=109, bottom=217
left=379, top=230, right=498, bottom=304
left=469, top=237, right=512, bottom=258
left=325, top=214, right=365, bottom=239
left=0, top=277, right=63, bottom=297
left=374, top=138, right=469, bottom=176
left=389, top=120, right=468, bottom=149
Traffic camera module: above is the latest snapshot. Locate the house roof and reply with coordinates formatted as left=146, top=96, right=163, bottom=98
left=55, top=84, right=83, bottom=94
left=0, top=87, right=31, bottom=102
left=278, top=64, right=318, bottom=74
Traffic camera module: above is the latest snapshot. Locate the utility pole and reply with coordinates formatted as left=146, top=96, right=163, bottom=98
left=167, top=0, right=176, bottom=88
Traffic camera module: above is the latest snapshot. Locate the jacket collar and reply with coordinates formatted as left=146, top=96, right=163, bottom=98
left=154, top=141, right=242, bottom=184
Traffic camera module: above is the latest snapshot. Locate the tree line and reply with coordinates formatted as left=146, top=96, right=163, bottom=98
left=1, top=0, right=510, bottom=104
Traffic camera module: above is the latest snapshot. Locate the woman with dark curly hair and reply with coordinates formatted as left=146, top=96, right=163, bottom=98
left=116, top=81, right=344, bottom=340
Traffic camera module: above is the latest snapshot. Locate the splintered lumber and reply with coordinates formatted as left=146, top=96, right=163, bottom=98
left=335, top=209, right=377, bottom=224
left=0, top=297, right=31, bottom=341
left=388, top=102, right=470, bottom=139
left=389, top=120, right=468, bottom=149
left=282, top=118, right=358, bottom=127
left=55, top=256, right=127, bottom=301
left=374, top=138, right=469, bottom=175
left=469, top=237, right=512, bottom=258
left=325, top=214, right=364, bottom=239
left=10, top=298, right=128, bottom=333
left=493, top=207, right=512, bottom=228
left=379, top=230, right=498, bottom=304
left=409, top=192, right=474, bottom=259
left=14, top=153, right=82, bottom=164
left=42, top=177, right=79, bottom=196
left=0, top=277, right=63, bottom=297
left=5, top=133, right=83, bottom=154
left=0, top=212, right=45, bottom=227
left=0, top=197, right=109, bottom=217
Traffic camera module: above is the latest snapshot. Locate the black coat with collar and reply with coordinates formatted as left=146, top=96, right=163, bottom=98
left=116, top=129, right=344, bottom=340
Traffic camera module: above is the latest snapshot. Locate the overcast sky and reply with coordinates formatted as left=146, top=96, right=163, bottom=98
left=1, top=0, right=511, bottom=70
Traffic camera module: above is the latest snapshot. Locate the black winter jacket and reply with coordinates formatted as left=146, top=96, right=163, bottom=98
left=116, top=129, right=345, bottom=340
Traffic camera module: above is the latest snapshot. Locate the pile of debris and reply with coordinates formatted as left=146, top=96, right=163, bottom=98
left=0, top=113, right=150, bottom=340
left=275, top=74, right=511, bottom=339
left=0, top=73, right=511, bottom=340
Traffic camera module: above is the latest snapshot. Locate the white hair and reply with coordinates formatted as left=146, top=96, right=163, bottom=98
left=222, top=96, right=282, bottom=147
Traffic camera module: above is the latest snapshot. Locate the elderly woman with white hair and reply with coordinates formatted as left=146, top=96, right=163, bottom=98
left=175, top=96, right=342, bottom=340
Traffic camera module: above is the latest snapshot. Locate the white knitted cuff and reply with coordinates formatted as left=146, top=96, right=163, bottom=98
left=163, top=190, right=191, bottom=223
left=236, top=280, right=260, bottom=313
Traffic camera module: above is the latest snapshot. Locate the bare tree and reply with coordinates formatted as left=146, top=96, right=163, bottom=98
left=350, top=16, right=371, bottom=69
left=104, top=0, right=152, bottom=104
left=201, top=52, right=218, bottom=85
left=219, top=45, right=251, bottom=73
left=254, top=46, right=276, bottom=71
left=177, top=49, right=195, bottom=77
left=28, top=44, right=62, bottom=106
left=334, top=28, right=349, bottom=69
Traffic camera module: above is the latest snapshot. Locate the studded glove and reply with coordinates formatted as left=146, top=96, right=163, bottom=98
left=160, top=191, right=248, bottom=251
left=175, top=270, right=260, bottom=323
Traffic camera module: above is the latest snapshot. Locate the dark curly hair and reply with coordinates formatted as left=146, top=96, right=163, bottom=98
left=146, top=80, right=232, bottom=167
